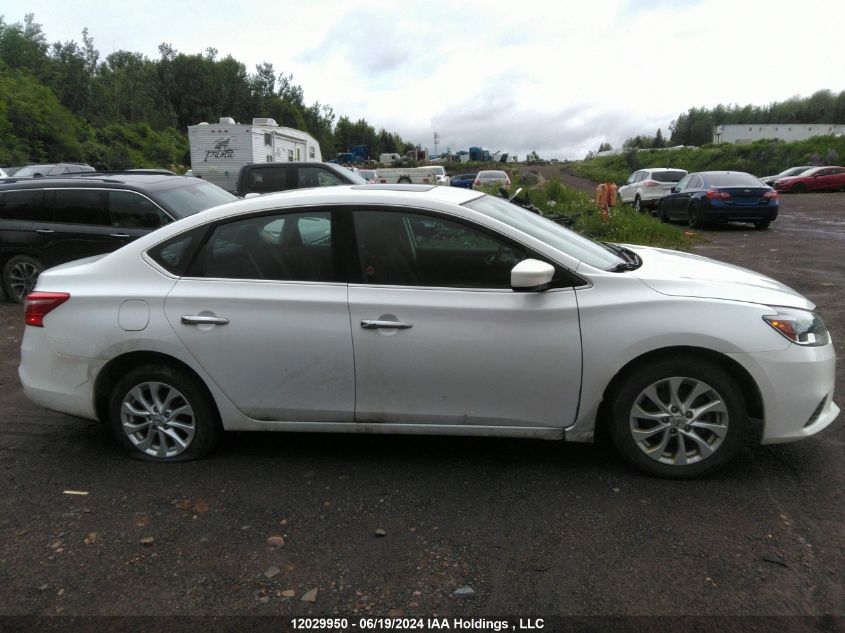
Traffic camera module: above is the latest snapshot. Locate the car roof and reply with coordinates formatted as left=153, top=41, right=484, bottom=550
left=641, top=167, right=687, bottom=172
left=161, top=185, right=482, bottom=229
left=0, top=173, right=194, bottom=191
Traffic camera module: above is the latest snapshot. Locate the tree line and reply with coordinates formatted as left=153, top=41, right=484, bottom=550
left=0, top=14, right=411, bottom=169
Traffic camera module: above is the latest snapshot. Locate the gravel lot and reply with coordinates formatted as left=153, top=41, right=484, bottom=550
left=0, top=193, right=842, bottom=626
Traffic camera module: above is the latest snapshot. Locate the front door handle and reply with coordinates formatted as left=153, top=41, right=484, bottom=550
left=181, top=315, right=230, bottom=326
left=361, top=320, right=413, bottom=330
left=35, top=229, right=54, bottom=235
left=109, top=233, right=131, bottom=239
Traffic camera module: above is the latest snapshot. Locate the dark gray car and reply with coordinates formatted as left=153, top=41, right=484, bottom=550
left=235, top=162, right=366, bottom=197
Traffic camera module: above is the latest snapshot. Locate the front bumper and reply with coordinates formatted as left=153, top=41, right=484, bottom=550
left=728, top=342, right=839, bottom=443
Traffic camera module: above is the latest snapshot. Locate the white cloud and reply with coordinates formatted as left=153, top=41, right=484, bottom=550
left=8, top=0, right=845, bottom=158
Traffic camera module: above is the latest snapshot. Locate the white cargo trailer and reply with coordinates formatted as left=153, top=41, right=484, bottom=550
left=188, top=117, right=322, bottom=192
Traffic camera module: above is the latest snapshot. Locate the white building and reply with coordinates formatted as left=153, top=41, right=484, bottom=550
left=713, top=123, right=845, bottom=145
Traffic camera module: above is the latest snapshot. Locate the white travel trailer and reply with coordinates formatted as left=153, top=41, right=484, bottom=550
left=188, top=117, right=322, bottom=192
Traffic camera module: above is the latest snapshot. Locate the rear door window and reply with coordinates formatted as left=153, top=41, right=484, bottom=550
left=109, top=191, right=171, bottom=228
left=0, top=190, right=48, bottom=221
left=52, top=189, right=109, bottom=225
left=247, top=166, right=290, bottom=192
left=297, top=167, right=344, bottom=188
left=190, top=211, right=336, bottom=282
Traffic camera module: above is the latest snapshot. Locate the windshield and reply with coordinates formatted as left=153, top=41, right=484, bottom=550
left=152, top=180, right=237, bottom=218
left=464, top=195, right=624, bottom=270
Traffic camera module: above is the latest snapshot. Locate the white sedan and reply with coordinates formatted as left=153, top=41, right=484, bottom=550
left=19, top=185, right=838, bottom=477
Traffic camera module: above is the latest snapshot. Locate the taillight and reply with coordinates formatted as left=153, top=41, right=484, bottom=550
left=474, top=180, right=481, bottom=187
left=705, top=190, right=731, bottom=200
left=643, top=179, right=661, bottom=188
left=505, top=179, right=511, bottom=186
left=764, top=191, right=778, bottom=199
left=25, top=292, right=70, bottom=327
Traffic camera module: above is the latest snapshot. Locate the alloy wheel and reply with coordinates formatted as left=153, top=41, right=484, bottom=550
left=628, top=376, right=729, bottom=466
left=8, top=260, right=40, bottom=302
left=120, top=381, right=196, bottom=458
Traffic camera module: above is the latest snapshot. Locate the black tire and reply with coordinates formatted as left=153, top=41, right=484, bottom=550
left=792, top=183, right=807, bottom=194
left=397, top=176, right=412, bottom=184
left=3, top=254, right=44, bottom=304
left=634, top=196, right=643, bottom=213
left=687, top=202, right=703, bottom=228
left=607, top=358, right=749, bottom=478
left=754, top=220, right=771, bottom=230
left=108, top=364, right=222, bottom=462
left=657, top=202, right=670, bottom=223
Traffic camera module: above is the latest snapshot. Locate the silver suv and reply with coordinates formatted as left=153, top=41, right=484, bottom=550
left=618, top=167, right=687, bottom=213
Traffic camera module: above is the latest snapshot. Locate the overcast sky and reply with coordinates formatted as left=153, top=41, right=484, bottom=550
left=6, top=0, right=845, bottom=159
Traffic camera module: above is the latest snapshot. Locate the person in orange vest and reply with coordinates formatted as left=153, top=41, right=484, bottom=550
left=595, top=181, right=617, bottom=222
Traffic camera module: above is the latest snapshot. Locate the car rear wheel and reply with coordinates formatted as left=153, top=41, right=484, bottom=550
left=608, top=358, right=748, bottom=478
left=397, top=176, right=412, bottom=184
left=687, top=203, right=703, bottom=228
left=793, top=183, right=807, bottom=194
left=634, top=196, right=642, bottom=213
left=3, top=255, right=43, bottom=304
left=754, top=221, right=771, bottom=230
left=108, top=364, right=222, bottom=462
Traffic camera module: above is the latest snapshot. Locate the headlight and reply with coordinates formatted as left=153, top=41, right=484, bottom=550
left=763, top=307, right=830, bottom=346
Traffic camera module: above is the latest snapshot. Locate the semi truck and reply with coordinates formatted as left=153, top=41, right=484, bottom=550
left=188, top=117, right=322, bottom=193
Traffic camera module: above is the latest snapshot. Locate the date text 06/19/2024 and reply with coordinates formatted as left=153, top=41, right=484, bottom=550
left=289, top=617, right=545, bottom=631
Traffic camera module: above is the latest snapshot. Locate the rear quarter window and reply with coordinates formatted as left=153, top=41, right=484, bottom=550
left=147, top=227, right=206, bottom=276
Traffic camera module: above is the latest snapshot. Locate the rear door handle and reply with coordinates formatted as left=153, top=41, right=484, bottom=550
left=361, top=320, right=413, bottom=330
left=109, top=233, right=131, bottom=239
left=181, top=315, right=230, bottom=325
left=34, top=229, right=54, bottom=235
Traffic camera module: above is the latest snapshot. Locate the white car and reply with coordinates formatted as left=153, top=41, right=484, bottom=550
left=618, top=168, right=688, bottom=213
left=19, top=186, right=838, bottom=477
left=473, top=170, right=511, bottom=189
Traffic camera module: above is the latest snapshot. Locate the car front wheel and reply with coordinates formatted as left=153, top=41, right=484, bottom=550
left=657, top=202, right=669, bottom=223
left=608, top=358, right=748, bottom=478
left=108, top=364, right=222, bottom=462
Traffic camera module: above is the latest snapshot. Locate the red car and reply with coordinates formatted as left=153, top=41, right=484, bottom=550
left=773, top=166, right=845, bottom=193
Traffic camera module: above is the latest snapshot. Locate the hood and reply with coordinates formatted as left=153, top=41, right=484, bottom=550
left=624, top=245, right=813, bottom=310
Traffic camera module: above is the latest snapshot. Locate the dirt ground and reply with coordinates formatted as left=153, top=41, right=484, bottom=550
left=0, top=192, right=842, bottom=631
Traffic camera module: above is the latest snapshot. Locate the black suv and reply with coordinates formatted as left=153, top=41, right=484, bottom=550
left=235, top=162, right=366, bottom=197
left=0, top=173, right=236, bottom=302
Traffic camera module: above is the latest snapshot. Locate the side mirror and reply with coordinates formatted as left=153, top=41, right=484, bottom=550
left=511, top=259, right=555, bottom=292
left=670, top=186, right=679, bottom=193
